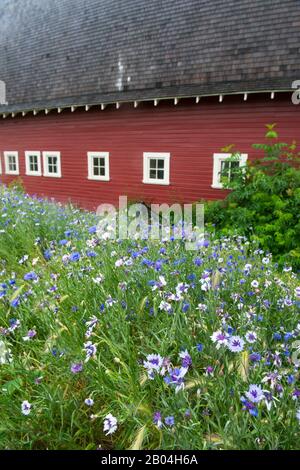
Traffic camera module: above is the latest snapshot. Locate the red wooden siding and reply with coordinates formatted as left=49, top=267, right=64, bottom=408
left=0, top=94, right=299, bottom=211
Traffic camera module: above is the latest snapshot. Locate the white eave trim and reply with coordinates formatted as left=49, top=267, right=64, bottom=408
left=0, top=89, right=291, bottom=119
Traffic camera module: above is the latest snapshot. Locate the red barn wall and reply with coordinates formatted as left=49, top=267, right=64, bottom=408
left=0, top=93, right=299, bottom=211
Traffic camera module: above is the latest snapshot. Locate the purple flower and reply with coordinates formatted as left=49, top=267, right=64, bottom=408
left=228, top=336, right=245, bottom=353
left=164, top=367, right=188, bottom=393
left=292, top=389, right=300, bottom=400
left=143, top=354, right=165, bottom=378
left=23, top=329, right=37, bottom=341
left=241, top=397, right=258, bottom=416
left=205, top=366, right=214, bottom=376
left=71, top=362, right=83, bottom=374
left=245, top=331, right=257, bottom=343
left=153, top=411, right=162, bottom=428
left=211, top=330, right=228, bottom=349
left=245, top=384, right=264, bottom=403
left=179, top=349, right=192, bottom=368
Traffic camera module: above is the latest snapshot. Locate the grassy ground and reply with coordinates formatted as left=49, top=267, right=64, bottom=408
left=0, top=187, right=299, bottom=450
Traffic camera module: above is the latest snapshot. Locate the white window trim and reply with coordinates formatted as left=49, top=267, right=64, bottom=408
left=143, top=152, right=170, bottom=185
left=43, top=151, right=62, bottom=178
left=4, top=151, right=19, bottom=175
left=25, top=151, right=42, bottom=176
left=87, top=152, right=110, bottom=181
left=212, top=153, right=248, bottom=189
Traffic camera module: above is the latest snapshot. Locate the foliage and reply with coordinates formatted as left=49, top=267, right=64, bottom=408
left=204, top=125, right=300, bottom=269
left=0, top=187, right=299, bottom=450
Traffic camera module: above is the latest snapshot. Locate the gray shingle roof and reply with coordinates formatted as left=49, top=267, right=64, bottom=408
left=0, top=0, right=299, bottom=113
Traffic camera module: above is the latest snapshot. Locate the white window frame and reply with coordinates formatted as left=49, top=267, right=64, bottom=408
left=25, top=151, right=42, bottom=176
left=43, top=151, right=62, bottom=178
left=4, top=151, right=19, bottom=175
left=87, top=152, right=110, bottom=181
left=143, top=152, right=170, bottom=185
left=212, top=153, right=248, bottom=189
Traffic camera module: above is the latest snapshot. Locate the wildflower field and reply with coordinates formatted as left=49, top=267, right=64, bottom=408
left=0, top=187, right=300, bottom=450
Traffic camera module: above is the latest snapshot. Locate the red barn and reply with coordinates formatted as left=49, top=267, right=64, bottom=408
left=0, top=0, right=299, bottom=210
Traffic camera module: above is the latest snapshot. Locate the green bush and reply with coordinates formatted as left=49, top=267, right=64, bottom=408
left=205, top=125, right=300, bottom=268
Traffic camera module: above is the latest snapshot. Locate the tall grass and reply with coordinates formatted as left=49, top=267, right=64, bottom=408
left=0, top=187, right=299, bottom=449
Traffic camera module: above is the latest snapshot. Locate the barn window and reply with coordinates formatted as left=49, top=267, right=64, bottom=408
left=212, top=153, right=248, bottom=189
left=25, top=151, right=42, bottom=176
left=143, top=153, right=170, bottom=185
left=43, top=151, right=61, bottom=178
left=87, top=152, right=110, bottom=181
left=4, top=151, right=19, bottom=175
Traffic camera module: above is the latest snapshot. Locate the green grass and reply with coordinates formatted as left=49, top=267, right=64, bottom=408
left=0, top=187, right=299, bottom=450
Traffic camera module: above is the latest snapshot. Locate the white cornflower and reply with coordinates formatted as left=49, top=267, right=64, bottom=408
left=103, top=413, right=118, bottom=435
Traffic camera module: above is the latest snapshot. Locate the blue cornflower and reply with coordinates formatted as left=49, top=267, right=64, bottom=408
left=287, top=375, right=295, bottom=385
left=11, top=297, right=20, bottom=308
left=273, top=332, right=282, bottom=341
left=193, top=257, right=202, bottom=266
left=165, top=416, right=175, bottom=427
left=196, top=343, right=203, bottom=352
left=249, top=407, right=259, bottom=417
left=70, top=252, right=80, bottom=262
left=59, top=239, right=68, bottom=246
left=43, top=250, right=52, bottom=261
left=23, top=272, right=38, bottom=281
left=249, top=353, right=261, bottom=362
left=284, top=332, right=293, bottom=342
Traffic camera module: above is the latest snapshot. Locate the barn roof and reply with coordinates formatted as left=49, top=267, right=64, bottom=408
left=0, top=0, right=299, bottom=114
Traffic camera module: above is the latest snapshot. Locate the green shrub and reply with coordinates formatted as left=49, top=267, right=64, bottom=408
left=205, top=125, right=300, bottom=268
